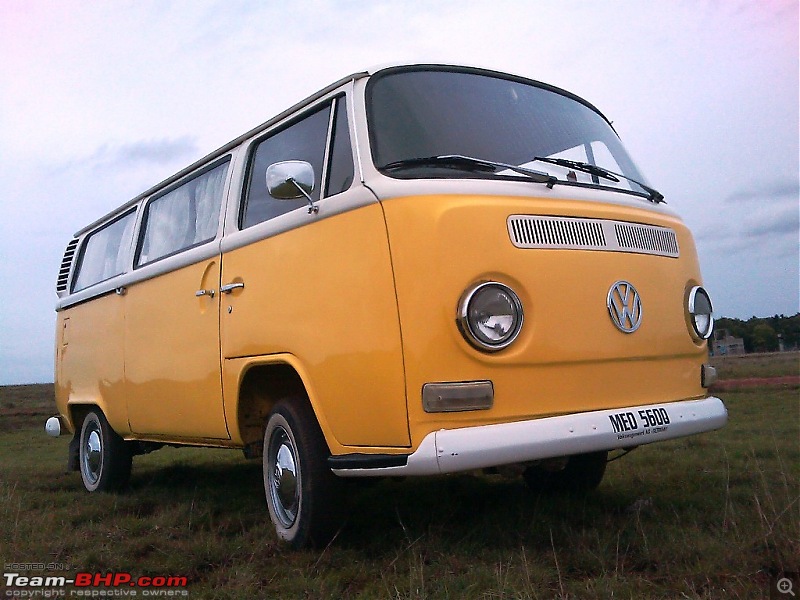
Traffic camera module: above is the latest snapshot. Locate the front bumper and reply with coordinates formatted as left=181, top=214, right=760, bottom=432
left=331, top=396, right=727, bottom=477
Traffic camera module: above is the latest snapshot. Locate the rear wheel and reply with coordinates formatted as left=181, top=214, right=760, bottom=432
left=263, top=399, right=344, bottom=548
left=78, top=410, right=132, bottom=492
left=523, top=451, right=608, bottom=493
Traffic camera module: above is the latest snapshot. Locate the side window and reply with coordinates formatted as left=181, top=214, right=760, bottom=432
left=325, top=97, right=354, bottom=196
left=137, top=160, right=229, bottom=267
left=72, top=210, right=136, bottom=292
left=242, top=105, right=331, bottom=229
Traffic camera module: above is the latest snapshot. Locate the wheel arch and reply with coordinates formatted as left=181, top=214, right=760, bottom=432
left=66, top=402, right=113, bottom=471
left=68, top=401, right=110, bottom=434
left=230, top=355, right=336, bottom=457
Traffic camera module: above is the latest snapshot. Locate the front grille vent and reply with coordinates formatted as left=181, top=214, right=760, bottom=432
left=508, top=215, right=679, bottom=258
left=509, top=216, right=607, bottom=250
left=614, top=222, right=679, bottom=256
left=56, top=238, right=79, bottom=293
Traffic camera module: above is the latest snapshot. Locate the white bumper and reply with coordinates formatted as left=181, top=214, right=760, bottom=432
left=332, top=396, right=727, bottom=477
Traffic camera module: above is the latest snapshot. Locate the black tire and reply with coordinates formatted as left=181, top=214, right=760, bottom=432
left=523, top=451, right=608, bottom=493
left=263, top=399, right=344, bottom=549
left=78, top=410, right=132, bottom=492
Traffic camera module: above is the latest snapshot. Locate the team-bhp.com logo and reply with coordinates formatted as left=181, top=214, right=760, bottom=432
left=4, top=572, right=188, bottom=596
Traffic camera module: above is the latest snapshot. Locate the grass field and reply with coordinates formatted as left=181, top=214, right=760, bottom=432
left=1, top=354, right=798, bottom=599
left=710, top=351, right=800, bottom=380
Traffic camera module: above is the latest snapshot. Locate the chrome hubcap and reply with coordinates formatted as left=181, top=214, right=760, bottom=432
left=268, top=428, right=299, bottom=528
left=83, top=423, right=102, bottom=484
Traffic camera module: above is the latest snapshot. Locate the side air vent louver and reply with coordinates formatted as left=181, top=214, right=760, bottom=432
left=56, top=238, right=80, bottom=294
left=508, top=216, right=679, bottom=258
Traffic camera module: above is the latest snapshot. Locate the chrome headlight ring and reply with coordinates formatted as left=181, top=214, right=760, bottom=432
left=687, top=286, right=714, bottom=340
left=457, top=281, right=524, bottom=352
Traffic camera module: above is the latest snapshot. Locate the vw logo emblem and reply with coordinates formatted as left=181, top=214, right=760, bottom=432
left=607, top=281, right=642, bottom=333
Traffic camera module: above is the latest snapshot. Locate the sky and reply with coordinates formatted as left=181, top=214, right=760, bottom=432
left=0, top=0, right=798, bottom=385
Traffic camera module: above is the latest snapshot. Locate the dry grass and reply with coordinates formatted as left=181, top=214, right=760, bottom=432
left=1, top=356, right=798, bottom=598
left=0, top=383, right=55, bottom=432
left=710, top=351, right=800, bottom=380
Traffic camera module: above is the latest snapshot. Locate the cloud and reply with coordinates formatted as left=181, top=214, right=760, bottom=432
left=747, top=206, right=800, bottom=237
left=698, top=213, right=797, bottom=246
left=697, top=178, right=799, bottom=250
left=85, top=137, right=199, bottom=171
left=724, top=180, right=799, bottom=204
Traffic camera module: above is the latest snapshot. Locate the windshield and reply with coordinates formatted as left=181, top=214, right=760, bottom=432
left=367, top=67, right=651, bottom=197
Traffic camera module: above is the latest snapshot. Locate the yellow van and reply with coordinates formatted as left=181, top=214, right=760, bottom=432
left=50, top=64, right=727, bottom=548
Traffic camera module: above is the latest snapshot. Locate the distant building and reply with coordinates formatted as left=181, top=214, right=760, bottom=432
left=712, top=329, right=745, bottom=355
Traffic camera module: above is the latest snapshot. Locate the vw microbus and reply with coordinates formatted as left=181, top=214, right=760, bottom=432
left=50, top=64, right=727, bottom=548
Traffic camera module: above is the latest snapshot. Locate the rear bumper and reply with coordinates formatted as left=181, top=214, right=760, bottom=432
left=331, top=396, right=727, bottom=477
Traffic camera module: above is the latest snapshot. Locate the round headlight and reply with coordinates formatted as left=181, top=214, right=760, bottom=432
left=457, top=282, right=523, bottom=351
left=688, top=286, right=714, bottom=340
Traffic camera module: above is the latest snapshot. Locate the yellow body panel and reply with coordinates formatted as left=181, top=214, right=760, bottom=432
left=220, top=202, right=409, bottom=448
left=379, top=194, right=707, bottom=449
left=55, top=193, right=709, bottom=456
left=124, top=259, right=229, bottom=439
left=55, top=294, right=128, bottom=434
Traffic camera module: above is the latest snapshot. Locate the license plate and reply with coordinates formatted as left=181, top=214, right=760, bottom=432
left=608, top=406, right=671, bottom=440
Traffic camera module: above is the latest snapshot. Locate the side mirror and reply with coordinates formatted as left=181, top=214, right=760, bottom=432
left=265, top=160, right=317, bottom=214
left=265, top=160, right=313, bottom=197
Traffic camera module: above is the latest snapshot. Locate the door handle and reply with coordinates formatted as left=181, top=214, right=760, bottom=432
left=115, top=286, right=127, bottom=296
left=220, top=282, right=245, bottom=294
left=195, top=289, right=215, bottom=298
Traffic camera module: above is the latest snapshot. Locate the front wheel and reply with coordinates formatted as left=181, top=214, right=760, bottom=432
left=263, top=400, right=344, bottom=548
left=523, top=451, right=608, bottom=493
left=78, top=410, right=132, bottom=492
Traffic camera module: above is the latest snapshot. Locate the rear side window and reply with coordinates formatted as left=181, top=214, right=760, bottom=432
left=72, top=210, right=137, bottom=292
left=242, top=105, right=331, bottom=229
left=137, top=160, right=229, bottom=267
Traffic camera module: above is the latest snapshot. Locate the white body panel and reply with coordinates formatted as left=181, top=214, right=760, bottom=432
left=332, top=397, right=727, bottom=476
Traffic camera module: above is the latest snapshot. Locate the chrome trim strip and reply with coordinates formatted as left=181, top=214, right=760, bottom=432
left=332, top=396, right=727, bottom=477
left=319, top=96, right=337, bottom=196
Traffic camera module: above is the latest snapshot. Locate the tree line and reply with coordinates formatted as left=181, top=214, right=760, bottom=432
left=715, top=313, right=800, bottom=353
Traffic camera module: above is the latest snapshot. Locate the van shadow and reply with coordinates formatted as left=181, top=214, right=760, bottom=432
left=123, top=453, right=638, bottom=553
left=128, top=454, right=266, bottom=514
left=335, top=475, right=630, bottom=552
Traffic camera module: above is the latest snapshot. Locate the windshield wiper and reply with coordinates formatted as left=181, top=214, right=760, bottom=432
left=380, top=154, right=663, bottom=203
left=531, top=156, right=665, bottom=203
left=381, top=155, right=557, bottom=187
